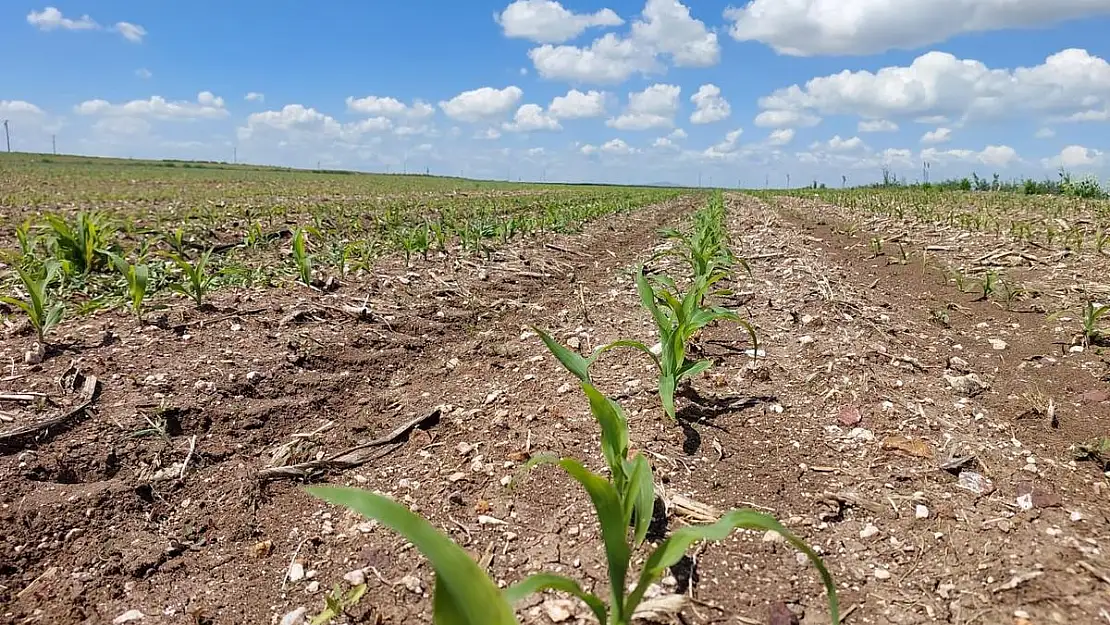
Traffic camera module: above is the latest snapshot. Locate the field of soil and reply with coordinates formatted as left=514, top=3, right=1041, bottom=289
left=2, top=164, right=1109, bottom=625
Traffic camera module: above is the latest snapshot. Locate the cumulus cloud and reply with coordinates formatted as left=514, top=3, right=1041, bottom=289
left=858, top=119, right=898, bottom=133
left=702, top=128, right=743, bottom=159
left=245, top=92, right=265, bottom=103
left=74, top=92, right=228, bottom=120
left=724, top=0, right=1110, bottom=56
left=529, top=0, right=718, bottom=83
left=439, top=86, right=523, bottom=122
left=754, top=109, right=820, bottom=128
left=1041, top=145, right=1104, bottom=169
left=767, top=128, right=795, bottom=145
left=27, top=8, right=147, bottom=42
left=496, top=0, right=622, bottom=43
left=135, top=68, right=152, bottom=79
left=689, top=84, right=730, bottom=124
left=237, top=104, right=396, bottom=144
left=502, top=103, right=562, bottom=132
left=922, top=145, right=1020, bottom=167
left=549, top=89, right=607, bottom=119
left=601, top=138, right=638, bottom=154
left=607, top=83, right=680, bottom=130
left=115, top=22, right=146, bottom=43
left=757, top=48, right=1110, bottom=128
left=921, top=127, right=952, bottom=144
left=26, top=7, right=98, bottom=31
left=0, top=100, right=46, bottom=117
left=812, top=135, right=866, bottom=152
left=347, top=95, right=435, bottom=120
left=1034, top=127, right=1055, bottom=139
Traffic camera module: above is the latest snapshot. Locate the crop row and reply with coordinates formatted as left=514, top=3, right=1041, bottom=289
left=311, top=191, right=840, bottom=624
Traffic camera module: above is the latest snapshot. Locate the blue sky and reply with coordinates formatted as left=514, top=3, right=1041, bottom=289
left=3, top=1, right=1110, bottom=186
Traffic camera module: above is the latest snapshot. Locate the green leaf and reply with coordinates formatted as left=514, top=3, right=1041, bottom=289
left=535, top=326, right=591, bottom=383
left=306, top=486, right=518, bottom=625
left=625, top=509, right=839, bottom=624
left=659, top=374, right=677, bottom=420
left=580, top=382, right=630, bottom=486
left=624, top=454, right=655, bottom=546
left=635, top=269, right=668, bottom=335
left=504, top=574, right=607, bottom=624
left=676, top=359, right=712, bottom=381
left=548, top=458, right=631, bottom=622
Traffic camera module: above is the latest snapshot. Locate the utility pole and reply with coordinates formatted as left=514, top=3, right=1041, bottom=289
left=786, top=173, right=791, bottom=188
left=52, top=134, right=56, bottom=155
left=233, top=147, right=237, bottom=164
left=922, top=161, right=930, bottom=184
left=697, top=171, right=702, bottom=188
left=2, top=120, right=10, bottom=153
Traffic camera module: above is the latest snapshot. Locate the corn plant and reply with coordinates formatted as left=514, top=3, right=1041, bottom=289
left=292, top=228, right=312, bottom=285
left=308, top=409, right=838, bottom=625
left=1081, top=301, right=1110, bottom=346
left=167, top=249, right=214, bottom=307
left=979, top=270, right=998, bottom=301
left=1, top=260, right=65, bottom=343
left=111, top=254, right=150, bottom=324
left=43, top=211, right=115, bottom=274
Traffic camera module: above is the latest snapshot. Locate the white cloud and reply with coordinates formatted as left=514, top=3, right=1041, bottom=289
left=668, top=128, right=687, bottom=139
left=238, top=104, right=396, bottom=144
left=813, top=135, right=866, bottom=152
left=702, top=128, right=743, bottom=159
left=922, top=144, right=1020, bottom=167
left=496, top=0, right=623, bottom=43
left=245, top=92, right=266, bottom=103
left=1061, top=108, right=1110, bottom=122
left=549, top=89, right=607, bottom=119
left=757, top=48, right=1110, bottom=127
left=0, top=100, right=46, bottom=117
left=689, top=84, right=730, bottom=124
left=631, top=0, right=719, bottom=67
left=1042, top=145, right=1104, bottom=169
left=135, top=68, right=152, bottom=80
left=27, top=7, right=98, bottom=31
left=477, top=128, right=502, bottom=140
left=439, top=86, right=523, bottom=122
left=767, top=128, right=795, bottom=145
left=724, top=0, right=1110, bottom=56
left=346, top=95, right=436, bottom=120
left=858, top=119, right=898, bottom=133
left=115, top=21, right=146, bottom=43
left=653, top=136, right=679, bottom=149
left=607, top=83, right=680, bottom=130
left=503, top=103, right=562, bottom=132
left=601, top=138, right=638, bottom=155
left=753, top=109, right=820, bottom=128
left=74, top=92, right=228, bottom=120
left=528, top=0, right=717, bottom=83
left=1034, top=127, right=1055, bottom=139
left=921, top=127, right=952, bottom=144
left=580, top=143, right=599, bottom=155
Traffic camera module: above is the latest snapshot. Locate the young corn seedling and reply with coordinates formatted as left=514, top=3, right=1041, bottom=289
left=111, top=254, right=151, bottom=324
left=0, top=260, right=65, bottom=344
left=978, top=271, right=998, bottom=301
left=307, top=387, right=838, bottom=625
left=167, top=249, right=215, bottom=307
left=1081, top=301, right=1110, bottom=346
left=292, top=228, right=313, bottom=286
left=43, top=211, right=116, bottom=275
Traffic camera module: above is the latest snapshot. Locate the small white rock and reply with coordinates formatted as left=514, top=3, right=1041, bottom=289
left=914, top=505, right=930, bottom=519
left=762, top=530, right=784, bottom=543
left=860, top=523, right=880, bottom=539
left=279, top=607, right=308, bottom=625
left=401, top=575, right=424, bottom=595
left=113, top=610, right=145, bottom=624
left=287, top=562, right=305, bottom=582
left=542, top=599, right=573, bottom=623
left=343, top=569, right=367, bottom=586
left=1070, top=345, right=1085, bottom=353
left=1070, top=510, right=1083, bottom=522
left=873, top=568, right=891, bottom=580
left=988, top=338, right=1008, bottom=351
left=566, top=336, right=581, bottom=350
left=306, top=581, right=320, bottom=594
left=245, top=371, right=265, bottom=384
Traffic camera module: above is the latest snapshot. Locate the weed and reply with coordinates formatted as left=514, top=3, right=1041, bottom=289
left=310, top=583, right=367, bottom=625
